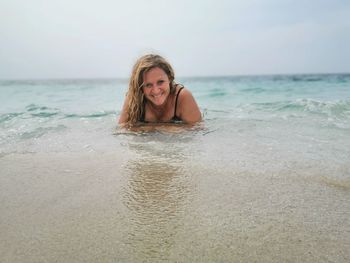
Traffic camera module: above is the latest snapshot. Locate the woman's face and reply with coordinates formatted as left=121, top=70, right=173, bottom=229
left=142, top=67, right=170, bottom=107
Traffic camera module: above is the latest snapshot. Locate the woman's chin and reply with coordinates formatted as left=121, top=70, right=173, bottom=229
left=149, top=96, right=167, bottom=106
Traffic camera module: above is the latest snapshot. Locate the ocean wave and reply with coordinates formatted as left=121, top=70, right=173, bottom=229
left=19, top=125, right=67, bottom=139
left=25, top=104, right=116, bottom=119
left=25, top=104, right=61, bottom=118
left=249, top=99, right=350, bottom=118
left=0, top=124, right=68, bottom=147
left=64, top=111, right=116, bottom=119
left=1, top=104, right=116, bottom=124
left=26, top=104, right=51, bottom=111
left=208, top=88, right=228, bottom=97
left=240, top=87, right=266, bottom=93
left=0, top=112, right=24, bottom=123
left=291, top=76, right=323, bottom=82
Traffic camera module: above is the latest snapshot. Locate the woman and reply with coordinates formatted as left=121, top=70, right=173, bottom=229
left=118, top=54, right=202, bottom=127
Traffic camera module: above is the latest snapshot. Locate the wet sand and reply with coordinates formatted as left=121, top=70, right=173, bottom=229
left=1, top=150, right=349, bottom=262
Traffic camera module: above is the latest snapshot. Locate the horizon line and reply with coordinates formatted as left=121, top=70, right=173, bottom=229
left=0, top=71, right=349, bottom=81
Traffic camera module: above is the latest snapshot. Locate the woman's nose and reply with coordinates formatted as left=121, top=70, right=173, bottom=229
left=152, top=85, right=160, bottom=92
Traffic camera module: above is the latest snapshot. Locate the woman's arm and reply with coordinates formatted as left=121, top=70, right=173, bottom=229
left=177, top=88, right=202, bottom=124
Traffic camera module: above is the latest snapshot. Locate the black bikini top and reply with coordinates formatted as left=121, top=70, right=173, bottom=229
left=140, top=85, right=184, bottom=123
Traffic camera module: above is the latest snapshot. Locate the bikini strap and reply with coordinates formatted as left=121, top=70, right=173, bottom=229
left=173, top=85, right=184, bottom=118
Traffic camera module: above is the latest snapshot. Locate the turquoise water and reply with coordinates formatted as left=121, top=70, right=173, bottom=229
left=1, top=74, right=349, bottom=164
left=1, top=74, right=350, bottom=262
left=1, top=74, right=350, bottom=153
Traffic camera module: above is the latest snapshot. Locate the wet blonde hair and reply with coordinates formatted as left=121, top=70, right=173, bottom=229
left=125, top=54, right=176, bottom=124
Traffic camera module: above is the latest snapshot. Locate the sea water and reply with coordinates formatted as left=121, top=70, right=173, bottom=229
left=1, top=74, right=349, bottom=262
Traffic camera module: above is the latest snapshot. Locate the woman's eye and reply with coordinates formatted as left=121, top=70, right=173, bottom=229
left=157, top=80, right=164, bottom=85
left=145, top=84, right=152, bottom=88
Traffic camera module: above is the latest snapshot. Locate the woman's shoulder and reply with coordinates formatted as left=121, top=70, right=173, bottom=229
left=176, top=85, right=194, bottom=102
left=174, top=83, right=188, bottom=96
left=175, top=85, right=202, bottom=123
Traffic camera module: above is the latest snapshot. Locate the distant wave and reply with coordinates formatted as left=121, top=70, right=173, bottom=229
left=291, top=76, right=323, bottom=82
left=270, top=74, right=350, bottom=83
left=240, top=87, right=266, bottom=93
left=208, top=88, right=228, bottom=97
left=245, top=99, right=350, bottom=118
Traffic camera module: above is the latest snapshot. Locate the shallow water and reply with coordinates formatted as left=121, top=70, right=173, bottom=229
left=0, top=75, right=350, bottom=262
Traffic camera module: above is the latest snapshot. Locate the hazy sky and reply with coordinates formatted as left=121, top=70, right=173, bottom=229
left=1, top=0, right=350, bottom=79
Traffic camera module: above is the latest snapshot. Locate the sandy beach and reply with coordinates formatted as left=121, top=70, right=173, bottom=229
left=1, top=147, right=349, bottom=262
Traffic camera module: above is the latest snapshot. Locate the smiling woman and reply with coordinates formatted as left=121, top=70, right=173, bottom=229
left=118, top=54, right=202, bottom=127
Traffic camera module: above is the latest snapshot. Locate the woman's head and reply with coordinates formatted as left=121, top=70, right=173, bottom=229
left=132, top=54, right=175, bottom=89
left=125, top=54, right=176, bottom=124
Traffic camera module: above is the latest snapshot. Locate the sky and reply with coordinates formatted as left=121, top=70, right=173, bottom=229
left=1, top=0, right=350, bottom=79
